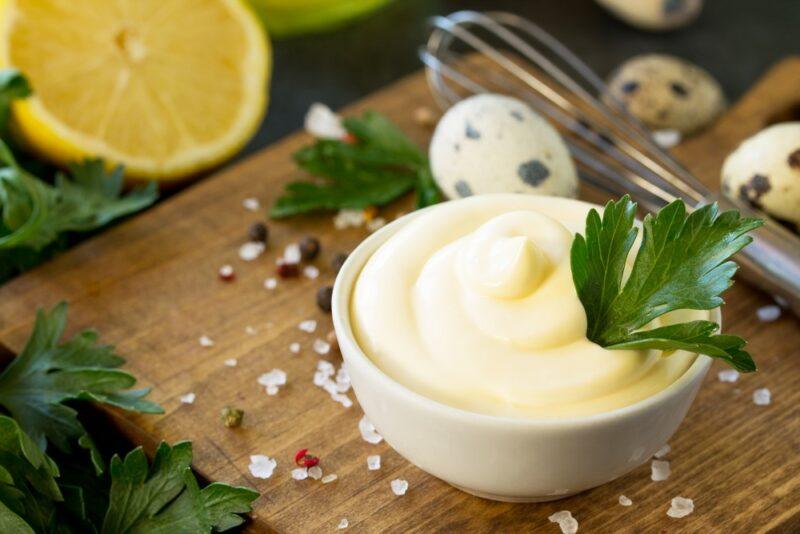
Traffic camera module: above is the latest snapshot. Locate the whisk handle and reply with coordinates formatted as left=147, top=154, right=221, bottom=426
left=716, top=196, right=800, bottom=317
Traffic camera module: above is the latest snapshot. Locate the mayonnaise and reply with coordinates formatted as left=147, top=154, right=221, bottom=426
left=350, top=195, right=701, bottom=418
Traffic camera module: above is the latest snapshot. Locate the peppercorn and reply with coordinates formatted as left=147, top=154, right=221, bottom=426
left=317, top=286, right=333, bottom=313
left=276, top=261, right=299, bottom=278
left=248, top=222, right=268, bottom=243
left=330, top=252, right=348, bottom=274
left=299, top=236, right=320, bottom=261
left=218, top=264, right=235, bottom=281
left=294, top=448, right=320, bottom=468
left=221, top=406, right=244, bottom=428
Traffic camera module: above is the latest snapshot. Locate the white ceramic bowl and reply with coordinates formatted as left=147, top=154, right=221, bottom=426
left=332, top=202, right=714, bottom=502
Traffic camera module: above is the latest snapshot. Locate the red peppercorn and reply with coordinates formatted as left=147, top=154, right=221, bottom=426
left=276, top=260, right=299, bottom=278
left=294, top=448, right=320, bottom=468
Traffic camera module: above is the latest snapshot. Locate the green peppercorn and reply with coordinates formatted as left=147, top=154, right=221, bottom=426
left=221, top=406, right=244, bottom=428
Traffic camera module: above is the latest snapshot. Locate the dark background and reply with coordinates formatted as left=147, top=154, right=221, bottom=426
left=237, top=0, right=800, bottom=163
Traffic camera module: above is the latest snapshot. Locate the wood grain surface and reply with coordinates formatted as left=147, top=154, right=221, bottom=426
left=0, top=57, right=799, bottom=533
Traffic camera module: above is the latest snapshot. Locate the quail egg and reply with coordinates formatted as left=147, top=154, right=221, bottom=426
left=605, top=54, right=726, bottom=135
left=596, top=0, right=703, bottom=31
left=429, top=94, right=578, bottom=200
left=721, top=122, right=800, bottom=230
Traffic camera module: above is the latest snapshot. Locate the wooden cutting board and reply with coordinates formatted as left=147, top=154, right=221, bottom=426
left=1, top=56, right=799, bottom=533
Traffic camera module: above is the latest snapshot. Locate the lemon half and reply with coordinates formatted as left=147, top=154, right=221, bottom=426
left=0, top=0, right=270, bottom=180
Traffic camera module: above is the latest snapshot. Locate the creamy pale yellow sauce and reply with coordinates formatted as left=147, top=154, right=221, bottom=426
left=351, top=195, right=702, bottom=418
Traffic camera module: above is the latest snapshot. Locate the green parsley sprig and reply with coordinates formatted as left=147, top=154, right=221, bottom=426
left=271, top=110, right=440, bottom=218
left=571, top=195, right=762, bottom=372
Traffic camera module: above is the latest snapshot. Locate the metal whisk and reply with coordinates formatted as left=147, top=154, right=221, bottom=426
left=420, top=10, right=800, bottom=316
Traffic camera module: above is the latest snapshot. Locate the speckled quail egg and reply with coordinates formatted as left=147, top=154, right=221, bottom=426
left=595, top=0, right=703, bottom=31
left=721, top=122, right=800, bottom=230
left=605, top=54, right=725, bottom=135
left=429, top=94, right=578, bottom=200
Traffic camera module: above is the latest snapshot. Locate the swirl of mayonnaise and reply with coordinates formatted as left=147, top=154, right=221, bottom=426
left=351, top=195, right=699, bottom=418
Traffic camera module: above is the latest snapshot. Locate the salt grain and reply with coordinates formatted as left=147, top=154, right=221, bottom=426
left=652, top=129, right=682, bottom=149
left=618, top=495, right=632, bottom=507
left=258, top=369, right=287, bottom=395
left=264, top=277, right=278, bottom=290
left=757, top=304, right=781, bottom=322
left=653, top=444, right=671, bottom=459
left=305, top=103, right=347, bottom=140
left=367, top=455, right=381, bottom=471
left=284, top=243, right=302, bottom=264
left=308, top=465, right=323, bottom=480
left=322, top=473, right=338, bottom=484
left=248, top=455, right=276, bottom=479
left=289, top=342, right=301, bottom=354
left=651, top=460, right=671, bottom=481
left=331, top=393, right=353, bottom=408
left=548, top=510, right=578, bottom=534
left=199, top=335, right=214, bottom=347
left=179, top=392, right=196, bottom=404
left=334, top=209, right=365, bottom=230
left=313, top=339, right=331, bottom=355
left=359, top=415, right=383, bottom=444
left=337, top=518, right=349, bottom=530
left=239, top=241, right=265, bottom=261
left=366, top=217, right=386, bottom=233
left=224, top=358, right=238, bottom=367
left=390, top=479, right=408, bottom=496
left=753, top=387, right=771, bottom=406
left=303, top=265, right=320, bottom=279
left=291, top=467, right=308, bottom=480
left=299, top=320, right=317, bottom=333
left=667, top=496, right=694, bottom=518
left=718, top=369, right=740, bottom=383
left=245, top=326, right=257, bottom=335
left=242, top=197, right=260, bottom=211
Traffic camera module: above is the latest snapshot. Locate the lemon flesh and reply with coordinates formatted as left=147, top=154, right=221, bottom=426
left=0, top=0, right=270, bottom=180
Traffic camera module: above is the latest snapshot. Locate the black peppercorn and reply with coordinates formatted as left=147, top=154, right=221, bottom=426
left=330, top=252, right=348, bottom=274
left=316, top=286, right=333, bottom=312
left=299, top=236, right=320, bottom=261
left=248, top=222, right=268, bottom=243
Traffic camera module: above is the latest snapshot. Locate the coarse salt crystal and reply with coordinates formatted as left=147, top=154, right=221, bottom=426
left=245, top=325, right=257, bottom=335
left=308, top=465, right=323, bottom=480
left=367, top=455, right=381, bottom=471
left=652, top=129, right=682, bottom=149
left=242, top=197, right=260, bottom=211
left=224, top=358, right=238, bottom=367
left=331, top=393, right=353, bottom=408
left=651, top=460, right=670, bottom=481
left=291, top=467, right=308, bottom=480
left=548, top=511, right=578, bottom=534
left=335, top=365, right=351, bottom=393
left=263, top=277, right=277, bottom=290
left=718, top=369, right=740, bottom=383
left=317, top=360, right=335, bottom=375
left=258, top=369, right=287, bottom=396
left=305, top=103, right=347, bottom=139
left=619, top=495, right=632, bottom=506
left=653, top=444, right=671, bottom=459
left=199, top=335, right=214, bottom=347
left=390, top=479, right=408, bottom=496
left=757, top=304, right=781, bottom=322
left=284, top=243, right=302, bottom=264
left=333, top=209, right=365, bottom=230
left=266, top=385, right=279, bottom=396
left=337, top=518, right=349, bottom=530
left=321, top=473, right=338, bottom=484
left=313, top=339, right=331, bottom=355
left=248, top=455, right=276, bottom=479
left=303, top=265, right=320, bottom=279
left=289, top=342, right=301, bottom=354
left=366, top=217, right=386, bottom=233
left=359, top=415, right=383, bottom=444
left=299, top=320, right=317, bottom=333
left=753, top=387, right=771, bottom=406
left=667, top=496, right=694, bottom=518
left=180, top=392, right=196, bottom=404
left=239, top=241, right=265, bottom=261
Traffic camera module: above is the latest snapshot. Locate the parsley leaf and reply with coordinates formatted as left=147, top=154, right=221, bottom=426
left=571, top=196, right=762, bottom=371
left=271, top=110, right=440, bottom=218
left=0, top=302, right=163, bottom=470
left=102, top=441, right=258, bottom=534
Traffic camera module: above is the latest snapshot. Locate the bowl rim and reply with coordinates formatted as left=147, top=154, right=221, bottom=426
left=332, top=195, right=715, bottom=429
